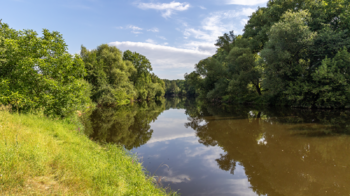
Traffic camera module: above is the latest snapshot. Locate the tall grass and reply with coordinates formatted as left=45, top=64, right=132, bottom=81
left=0, top=107, right=174, bottom=195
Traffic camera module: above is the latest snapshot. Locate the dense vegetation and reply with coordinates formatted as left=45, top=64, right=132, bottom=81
left=0, top=21, right=175, bottom=195
left=163, top=79, right=196, bottom=97
left=0, top=23, right=91, bottom=117
left=185, top=0, right=350, bottom=108
left=0, top=22, right=165, bottom=117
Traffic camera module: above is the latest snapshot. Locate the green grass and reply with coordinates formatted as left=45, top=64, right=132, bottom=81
left=0, top=109, right=174, bottom=195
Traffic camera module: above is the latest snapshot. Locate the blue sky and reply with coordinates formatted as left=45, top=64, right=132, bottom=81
left=1, top=0, right=267, bottom=79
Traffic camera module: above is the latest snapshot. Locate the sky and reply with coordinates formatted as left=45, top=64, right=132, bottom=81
left=1, top=0, right=268, bottom=79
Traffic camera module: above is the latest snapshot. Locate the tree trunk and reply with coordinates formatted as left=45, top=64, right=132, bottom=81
left=255, top=82, right=262, bottom=96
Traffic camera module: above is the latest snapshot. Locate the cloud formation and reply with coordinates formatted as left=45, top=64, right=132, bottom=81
left=181, top=8, right=256, bottom=52
left=147, top=27, right=159, bottom=32
left=137, top=1, right=190, bottom=18
left=117, top=25, right=160, bottom=34
left=145, top=39, right=157, bottom=44
left=116, top=25, right=143, bottom=34
left=225, top=0, right=268, bottom=5
left=109, top=41, right=212, bottom=79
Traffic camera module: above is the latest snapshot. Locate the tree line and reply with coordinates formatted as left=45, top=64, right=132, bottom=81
left=0, top=21, right=165, bottom=117
left=184, top=0, right=350, bottom=108
left=162, top=79, right=197, bottom=97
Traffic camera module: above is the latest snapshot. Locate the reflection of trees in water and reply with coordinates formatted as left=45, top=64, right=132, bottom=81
left=184, top=102, right=350, bottom=196
left=165, top=97, right=187, bottom=110
left=82, top=100, right=165, bottom=150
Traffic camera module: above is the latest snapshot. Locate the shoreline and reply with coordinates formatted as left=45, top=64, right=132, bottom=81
left=0, top=109, right=175, bottom=195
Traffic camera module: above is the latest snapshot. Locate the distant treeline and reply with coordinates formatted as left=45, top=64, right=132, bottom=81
left=0, top=22, right=165, bottom=117
left=163, top=79, right=196, bottom=97
left=184, top=0, right=350, bottom=108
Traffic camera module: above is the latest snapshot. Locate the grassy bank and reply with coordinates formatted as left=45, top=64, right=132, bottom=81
left=0, top=108, right=171, bottom=195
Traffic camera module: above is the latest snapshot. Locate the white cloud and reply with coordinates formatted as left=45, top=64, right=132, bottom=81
left=146, top=39, right=157, bottom=44
left=109, top=41, right=211, bottom=69
left=181, top=8, right=256, bottom=52
left=127, top=25, right=143, bottom=34
left=157, top=36, right=167, bottom=40
left=117, top=25, right=144, bottom=34
left=148, top=27, right=159, bottom=32
left=241, top=18, right=248, bottom=26
left=199, top=6, right=206, bottom=10
left=127, top=25, right=142, bottom=31
left=137, top=1, right=190, bottom=18
left=225, top=0, right=268, bottom=5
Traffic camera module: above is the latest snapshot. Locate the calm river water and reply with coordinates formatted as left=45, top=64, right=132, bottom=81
left=83, top=98, right=350, bottom=196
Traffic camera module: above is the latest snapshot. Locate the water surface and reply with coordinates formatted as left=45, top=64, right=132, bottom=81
left=84, top=98, right=350, bottom=196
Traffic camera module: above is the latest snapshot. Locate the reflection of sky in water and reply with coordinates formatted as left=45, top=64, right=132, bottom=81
left=133, top=109, right=257, bottom=196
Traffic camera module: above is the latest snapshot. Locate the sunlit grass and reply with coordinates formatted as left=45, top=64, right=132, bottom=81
left=0, top=109, right=175, bottom=195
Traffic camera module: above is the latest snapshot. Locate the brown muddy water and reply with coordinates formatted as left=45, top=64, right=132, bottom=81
left=83, top=98, right=350, bottom=196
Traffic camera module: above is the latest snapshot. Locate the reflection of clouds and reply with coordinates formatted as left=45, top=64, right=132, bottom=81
left=148, top=154, right=160, bottom=158
left=184, top=145, right=225, bottom=170
left=173, top=109, right=185, bottom=114
left=225, top=166, right=257, bottom=196
left=145, top=142, right=157, bottom=148
left=162, top=168, right=191, bottom=184
left=224, top=178, right=256, bottom=196
left=135, top=108, right=260, bottom=195
left=226, top=165, right=256, bottom=196
left=182, top=137, right=201, bottom=144
left=195, top=165, right=256, bottom=196
left=147, top=133, right=196, bottom=143
left=198, top=120, right=207, bottom=126
left=147, top=114, right=197, bottom=143
left=150, top=118, right=188, bottom=128
left=163, top=174, right=191, bottom=184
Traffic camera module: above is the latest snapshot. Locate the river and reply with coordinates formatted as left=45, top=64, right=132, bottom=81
left=82, top=98, right=350, bottom=196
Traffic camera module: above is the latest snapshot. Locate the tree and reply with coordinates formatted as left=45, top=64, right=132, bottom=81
left=122, top=50, right=164, bottom=100
left=215, top=31, right=236, bottom=54
left=226, top=37, right=262, bottom=97
left=261, top=10, right=317, bottom=96
left=0, top=22, right=91, bottom=116
left=292, top=48, right=350, bottom=108
left=81, top=44, right=137, bottom=105
left=123, top=50, right=152, bottom=86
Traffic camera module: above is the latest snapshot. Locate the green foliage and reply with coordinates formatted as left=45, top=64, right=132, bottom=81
left=122, top=50, right=165, bottom=100
left=184, top=72, right=201, bottom=96
left=185, top=0, right=350, bottom=108
left=0, top=22, right=91, bottom=117
left=163, top=79, right=191, bottom=97
left=261, top=10, right=317, bottom=96
left=123, top=50, right=152, bottom=85
left=284, top=48, right=350, bottom=108
left=227, top=37, right=262, bottom=97
left=81, top=44, right=136, bottom=105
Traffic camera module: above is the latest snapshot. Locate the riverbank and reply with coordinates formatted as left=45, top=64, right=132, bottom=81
left=0, top=108, right=172, bottom=195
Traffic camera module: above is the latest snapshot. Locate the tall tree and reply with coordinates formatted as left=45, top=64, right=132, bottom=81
left=0, top=22, right=91, bottom=116
left=81, top=44, right=136, bottom=105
